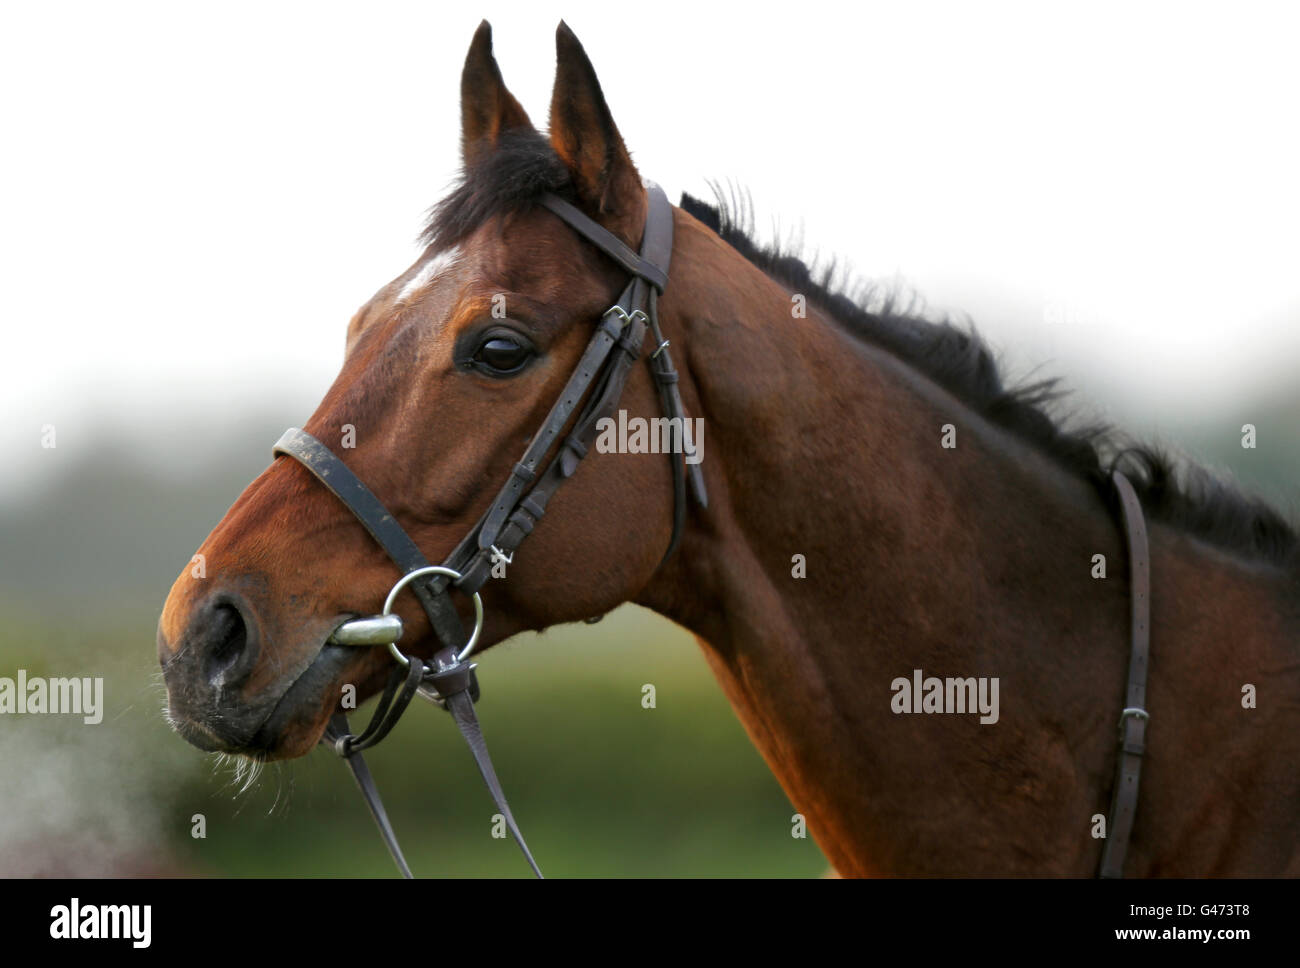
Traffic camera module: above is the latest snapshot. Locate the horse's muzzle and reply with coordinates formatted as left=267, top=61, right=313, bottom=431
left=158, top=591, right=272, bottom=751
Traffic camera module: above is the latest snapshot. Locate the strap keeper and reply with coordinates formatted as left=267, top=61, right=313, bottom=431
left=651, top=347, right=680, bottom=381
left=563, top=435, right=588, bottom=460
left=511, top=461, right=535, bottom=485
left=506, top=508, right=536, bottom=537
left=457, top=552, right=493, bottom=593
left=599, top=311, right=628, bottom=339
left=560, top=434, right=589, bottom=478
left=617, top=332, right=642, bottom=357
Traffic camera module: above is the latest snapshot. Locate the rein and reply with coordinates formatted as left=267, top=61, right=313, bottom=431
left=270, top=182, right=706, bottom=878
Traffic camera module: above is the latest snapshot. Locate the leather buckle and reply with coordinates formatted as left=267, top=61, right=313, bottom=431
left=1118, top=706, right=1149, bottom=727
left=1117, top=706, right=1149, bottom=754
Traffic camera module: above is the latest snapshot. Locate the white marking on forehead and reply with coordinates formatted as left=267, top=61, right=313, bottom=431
left=397, top=246, right=461, bottom=304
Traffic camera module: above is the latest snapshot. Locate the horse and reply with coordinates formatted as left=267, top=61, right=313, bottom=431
left=157, top=20, right=1300, bottom=876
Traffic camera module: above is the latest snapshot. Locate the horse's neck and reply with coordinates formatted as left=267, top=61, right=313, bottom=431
left=638, top=240, right=1298, bottom=874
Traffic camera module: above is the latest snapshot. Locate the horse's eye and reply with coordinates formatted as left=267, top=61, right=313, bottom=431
left=472, top=336, right=533, bottom=374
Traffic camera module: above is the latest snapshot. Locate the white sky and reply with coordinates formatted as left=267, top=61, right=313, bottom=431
left=2, top=1, right=1298, bottom=499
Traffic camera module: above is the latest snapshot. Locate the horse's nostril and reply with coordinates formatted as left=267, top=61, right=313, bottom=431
left=204, top=603, right=252, bottom=687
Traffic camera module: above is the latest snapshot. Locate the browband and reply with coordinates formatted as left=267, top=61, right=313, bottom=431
left=537, top=192, right=671, bottom=291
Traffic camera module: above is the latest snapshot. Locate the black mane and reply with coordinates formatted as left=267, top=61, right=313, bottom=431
left=681, top=188, right=1298, bottom=567
left=420, top=140, right=1298, bottom=566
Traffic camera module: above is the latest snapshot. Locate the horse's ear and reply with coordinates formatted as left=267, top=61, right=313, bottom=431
left=548, top=21, right=643, bottom=220
left=461, top=21, right=534, bottom=168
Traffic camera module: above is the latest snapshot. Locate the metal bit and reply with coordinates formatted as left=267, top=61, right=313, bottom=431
left=328, top=614, right=404, bottom=646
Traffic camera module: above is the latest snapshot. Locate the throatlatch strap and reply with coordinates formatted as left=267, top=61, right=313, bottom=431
left=537, top=183, right=707, bottom=547
left=1099, top=470, right=1151, bottom=878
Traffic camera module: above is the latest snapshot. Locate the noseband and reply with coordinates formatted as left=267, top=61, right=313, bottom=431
left=271, top=182, right=706, bottom=878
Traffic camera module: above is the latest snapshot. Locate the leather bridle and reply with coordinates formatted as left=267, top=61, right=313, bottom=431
left=266, top=181, right=1154, bottom=879
left=270, top=181, right=707, bottom=878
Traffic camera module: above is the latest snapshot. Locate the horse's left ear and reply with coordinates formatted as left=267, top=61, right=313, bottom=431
left=548, top=21, right=644, bottom=226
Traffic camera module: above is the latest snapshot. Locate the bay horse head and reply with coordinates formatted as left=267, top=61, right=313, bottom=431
left=157, top=21, right=706, bottom=761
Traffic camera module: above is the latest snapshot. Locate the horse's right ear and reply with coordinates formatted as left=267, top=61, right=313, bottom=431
left=460, top=21, right=534, bottom=167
